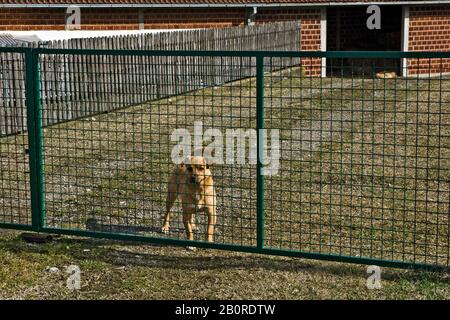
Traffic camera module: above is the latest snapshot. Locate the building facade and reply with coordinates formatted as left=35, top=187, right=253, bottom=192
left=1, top=0, right=449, bottom=76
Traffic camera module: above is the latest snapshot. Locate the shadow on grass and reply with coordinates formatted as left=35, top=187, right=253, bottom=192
left=0, top=231, right=448, bottom=285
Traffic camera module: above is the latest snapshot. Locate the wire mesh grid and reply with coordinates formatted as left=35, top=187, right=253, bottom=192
left=0, top=48, right=449, bottom=269
left=264, top=56, right=450, bottom=266
left=0, top=52, right=31, bottom=226
left=40, top=53, right=264, bottom=246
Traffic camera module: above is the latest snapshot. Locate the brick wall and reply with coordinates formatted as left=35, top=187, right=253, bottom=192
left=256, top=8, right=321, bottom=51
left=0, top=8, right=245, bottom=31
left=0, top=7, right=322, bottom=75
left=0, top=8, right=139, bottom=30
left=0, top=8, right=320, bottom=49
left=0, top=7, right=320, bottom=47
left=143, top=8, right=245, bottom=29
left=256, top=8, right=322, bottom=76
left=408, top=6, right=450, bottom=75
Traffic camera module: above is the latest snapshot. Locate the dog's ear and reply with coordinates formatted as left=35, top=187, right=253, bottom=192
left=179, top=156, right=192, bottom=169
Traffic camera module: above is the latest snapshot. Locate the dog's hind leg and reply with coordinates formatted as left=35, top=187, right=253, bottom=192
left=162, top=173, right=179, bottom=234
left=190, top=214, right=199, bottom=233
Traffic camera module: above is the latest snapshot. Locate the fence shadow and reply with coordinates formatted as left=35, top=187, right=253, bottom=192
left=0, top=232, right=447, bottom=282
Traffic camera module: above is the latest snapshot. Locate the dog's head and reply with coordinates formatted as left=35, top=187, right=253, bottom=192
left=181, top=147, right=215, bottom=187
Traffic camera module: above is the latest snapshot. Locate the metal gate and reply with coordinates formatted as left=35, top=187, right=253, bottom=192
left=1, top=47, right=449, bottom=270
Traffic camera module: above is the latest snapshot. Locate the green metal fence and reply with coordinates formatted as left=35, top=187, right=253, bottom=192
left=1, top=47, right=449, bottom=271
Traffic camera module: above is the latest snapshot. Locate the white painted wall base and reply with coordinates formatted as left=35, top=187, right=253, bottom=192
left=405, top=72, right=450, bottom=78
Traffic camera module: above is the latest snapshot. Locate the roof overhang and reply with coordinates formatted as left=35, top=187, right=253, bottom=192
left=1, top=2, right=450, bottom=9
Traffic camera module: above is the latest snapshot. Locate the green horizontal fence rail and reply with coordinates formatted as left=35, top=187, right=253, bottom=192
left=0, top=47, right=449, bottom=271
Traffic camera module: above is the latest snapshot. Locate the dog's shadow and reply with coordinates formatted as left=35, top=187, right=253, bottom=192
left=85, top=218, right=174, bottom=234
left=85, top=218, right=200, bottom=235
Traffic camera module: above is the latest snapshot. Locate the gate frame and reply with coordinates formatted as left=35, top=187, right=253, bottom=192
left=1, top=46, right=450, bottom=272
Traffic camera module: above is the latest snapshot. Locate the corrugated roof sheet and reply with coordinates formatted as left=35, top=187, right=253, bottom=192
left=0, top=33, right=19, bottom=47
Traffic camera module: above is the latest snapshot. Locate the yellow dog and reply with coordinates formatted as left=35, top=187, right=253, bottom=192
left=162, top=147, right=217, bottom=242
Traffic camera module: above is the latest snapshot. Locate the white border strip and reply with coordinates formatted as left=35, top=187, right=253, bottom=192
left=401, top=5, right=410, bottom=77
left=320, top=8, right=327, bottom=77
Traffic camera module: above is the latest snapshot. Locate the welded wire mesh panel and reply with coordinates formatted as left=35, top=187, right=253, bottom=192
left=0, top=52, right=31, bottom=226
left=40, top=52, right=258, bottom=246
left=2, top=48, right=449, bottom=270
left=264, top=55, right=450, bottom=266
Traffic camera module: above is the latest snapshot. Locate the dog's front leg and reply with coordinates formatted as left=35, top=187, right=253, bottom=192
left=162, top=197, right=175, bottom=234
left=206, top=206, right=216, bottom=242
left=161, top=210, right=172, bottom=234
left=183, top=213, right=194, bottom=241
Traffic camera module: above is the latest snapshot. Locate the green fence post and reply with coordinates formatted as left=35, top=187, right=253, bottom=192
left=256, top=54, right=265, bottom=249
left=25, top=48, right=44, bottom=232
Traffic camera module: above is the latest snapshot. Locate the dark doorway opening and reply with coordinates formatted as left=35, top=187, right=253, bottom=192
left=326, top=6, right=402, bottom=77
